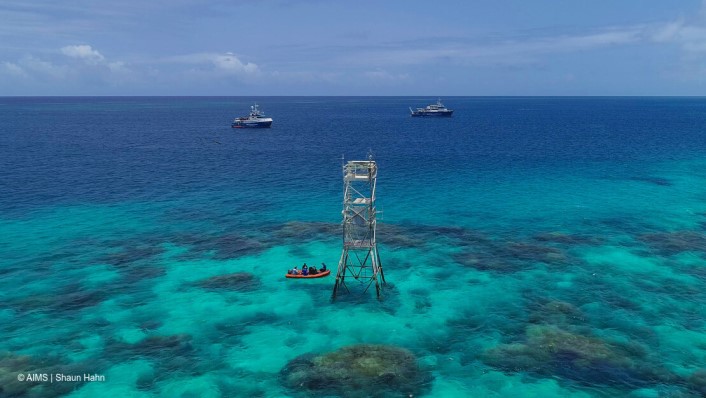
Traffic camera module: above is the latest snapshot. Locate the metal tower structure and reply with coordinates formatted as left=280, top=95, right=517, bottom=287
left=332, top=156, right=385, bottom=299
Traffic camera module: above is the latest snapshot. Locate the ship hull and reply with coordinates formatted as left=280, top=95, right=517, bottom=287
left=231, top=120, right=273, bottom=128
left=410, top=110, right=453, bottom=117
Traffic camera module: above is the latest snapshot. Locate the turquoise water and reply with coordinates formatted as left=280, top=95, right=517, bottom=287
left=1, top=97, right=706, bottom=397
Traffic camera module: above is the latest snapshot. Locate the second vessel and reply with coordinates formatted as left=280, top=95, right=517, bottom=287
left=231, top=103, right=273, bottom=128
left=410, top=99, right=453, bottom=117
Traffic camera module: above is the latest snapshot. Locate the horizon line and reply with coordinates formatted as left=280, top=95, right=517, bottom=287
left=2, top=95, right=706, bottom=98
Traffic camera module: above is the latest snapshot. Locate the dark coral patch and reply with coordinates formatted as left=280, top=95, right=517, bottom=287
left=9, top=284, right=108, bottom=315
left=139, top=319, right=163, bottom=332
left=481, top=325, right=676, bottom=389
left=532, top=232, right=603, bottom=246
left=105, top=333, right=194, bottom=362
left=206, top=235, right=266, bottom=260
left=0, top=352, right=96, bottom=398
left=420, top=225, right=488, bottom=243
left=639, top=231, right=706, bottom=256
left=268, top=221, right=490, bottom=250
left=503, top=242, right=568, bottom=263
left=269, top=221, right=488, bottom=250
left=378, top=231, right=427, bottom=249
left=378, top=223, right=490, bottom=249
left=52, top=288, right=107, bottom=312
left=103, top=333, right=216, bottom=377
left=377, top=224, right=427, bottom=249
left=0, top=353, right=44, bottom=397
left=527, top=300, right=585, bottom=327
left=452, top=251, right=517, bottom=272
left=132, top=334, right=194, bottom=357
left=98, top=245, right=165, bottom=267
left=272, top=221, right=339, bottom=240
left=120, top=265, right=166, bottom=284
left=193, top=272, right=260, bottom=291
left=453, top=240, right=570, bottom=272
left=280, top=344, right=432, bottom=398
left=688, top=369, right=706, bottom=396
left=172, top=233, right=267, bottom=260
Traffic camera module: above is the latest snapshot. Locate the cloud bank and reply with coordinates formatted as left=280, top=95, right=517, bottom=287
left=166, top=52, right=260, bottom=76
left=61, top=44, right=105, bottom=64
left=2, top=2, right=706, bottom=95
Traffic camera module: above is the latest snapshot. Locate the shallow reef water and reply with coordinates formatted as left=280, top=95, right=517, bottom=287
left=2, top=97, right=706, bottom=397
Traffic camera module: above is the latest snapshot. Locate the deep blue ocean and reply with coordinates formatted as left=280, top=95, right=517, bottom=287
left=1, top=96, right=706, bottom=397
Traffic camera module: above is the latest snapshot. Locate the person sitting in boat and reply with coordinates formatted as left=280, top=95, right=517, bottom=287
left=302, top=264, right=309, bottom=276
left=289, top=266, right=299, bottom=275
left=309, top=265, right=318, bottom=275
left=320, top=263, right=327, bottom=272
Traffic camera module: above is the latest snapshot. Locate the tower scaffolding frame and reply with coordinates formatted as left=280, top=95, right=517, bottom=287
left=332, top=157, right=385, bottom=299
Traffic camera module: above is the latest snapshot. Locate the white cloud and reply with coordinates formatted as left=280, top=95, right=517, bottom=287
left=107, top=61, right=128, bottom=73
left=546, top=29, right=641, bottom=50
left=59, top=44, right=132, bottom=78
left=346, top=28, right=643, bottom=68
left=0, top=44, right=133, bottom=92
left=21, top=55, right=68, bottom=78
left=652, top=22, right=706, bottom=53
left=652, top=20, right=685, bottom=43
left=167, top=52, right=260, bottom=76
left=213, top=52, right=259, bottom=74
left=649, top=1, right=706, bottom=54
left=61, top=44, right=105, bottom=65
left=1, top=61, right=27, bottom=77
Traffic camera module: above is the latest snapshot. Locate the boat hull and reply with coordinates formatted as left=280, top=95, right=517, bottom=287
left=232, top=120, right=273, bottom=128
left=411, top=110, right=454, bottom=117
left=285, top=269, right=331, bottom=279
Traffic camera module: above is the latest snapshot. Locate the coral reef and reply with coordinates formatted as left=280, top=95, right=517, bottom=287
left=527, top=300, right=585, bottom=327
left=98, top=245, right=164, bottom=267
left=0, top=352, right=91, bottom=398
left=453, top=239, right=570, bottom=272
left=193, top=272, right=260, bottom=291
left=532, top=232, right=603, bottom=245
left=481, top=325, right=676, bottom=389
left=639, top=231, right=706, bottom=256
left=272, top=221, right=339, bottom=240
left=687, top=369, right=706, bottom=396
left=280, top=344, right=432, bottom=397
left=171, top=232, right=267, bottom=260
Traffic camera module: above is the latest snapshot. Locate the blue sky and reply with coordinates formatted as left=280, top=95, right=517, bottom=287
left=1, top=0, right=706, bottom=95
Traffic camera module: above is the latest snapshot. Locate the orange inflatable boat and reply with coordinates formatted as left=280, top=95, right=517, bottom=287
left=285, top=269, right=331, bottom=279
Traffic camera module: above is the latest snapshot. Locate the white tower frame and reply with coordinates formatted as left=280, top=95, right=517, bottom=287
left=332, top=157, right=385, bottom=299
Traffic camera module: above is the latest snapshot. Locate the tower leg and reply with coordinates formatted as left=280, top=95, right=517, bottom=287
left=376, top=249, right=386, bottom=284
left=332, top=278, right=340, bottom=299
left=332, top=250, right=347, bottom=299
